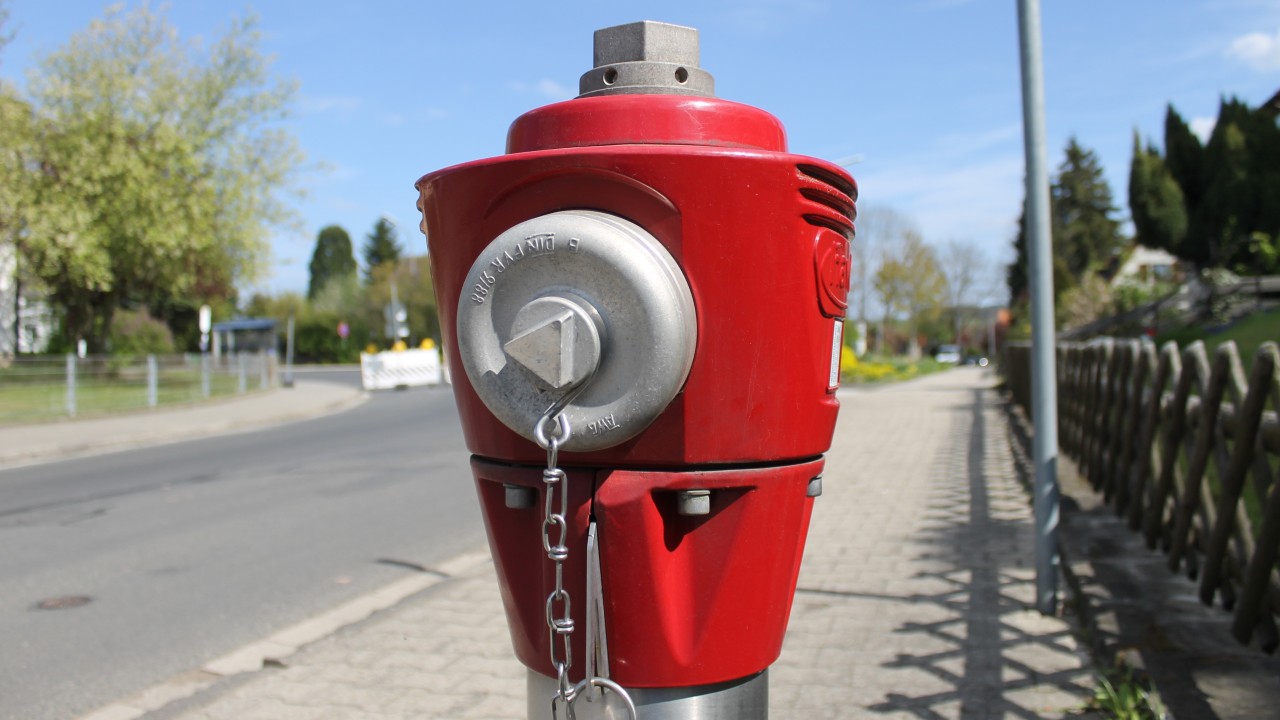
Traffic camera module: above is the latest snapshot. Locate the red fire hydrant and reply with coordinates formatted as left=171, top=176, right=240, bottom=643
left=416, top=21, right=856, bottom=719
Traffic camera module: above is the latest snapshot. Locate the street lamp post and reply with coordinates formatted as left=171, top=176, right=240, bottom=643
left=1016, top=0, right=1062, bottom=615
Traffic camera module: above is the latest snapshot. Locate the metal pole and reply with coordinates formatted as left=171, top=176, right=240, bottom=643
left=65, top=353, right=76, bottom=417
left=202, top=353, right=211, bottom=398
left=527, top=670, right=767, bottom=719
left=259, top=350, right=268, bottom=389
left=147, top=354, right=158, bottom=407
left=237, top=353, right=247, bottom=394
left=283, top=314, right=295, bottom=388
left=1016, top=0, right=1061, bottom=615
left=987, top=308, right=997, bottom=361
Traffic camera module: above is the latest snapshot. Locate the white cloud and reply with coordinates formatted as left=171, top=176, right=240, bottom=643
left=1226, top=27, right=1280, bottom=71
left=302, top=161, right=357, bottom=186
left=300, top=95, right=364, bottom=117
left=536, top=78, right=573, bottom=100
left=853, top=123, right=1025, bottom=258
left=934, top=123, right=1023, bottom=157
left=855, top=150, right=1024, bottom=264
left=1190, top=116, right=1216, bottom=143
left=507, top=79, right=574, bottom=101
left=721, top=0, right=827, bottom=32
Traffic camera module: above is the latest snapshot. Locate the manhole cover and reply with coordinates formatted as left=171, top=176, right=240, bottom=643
left=35, top=595, right=92, bottom=610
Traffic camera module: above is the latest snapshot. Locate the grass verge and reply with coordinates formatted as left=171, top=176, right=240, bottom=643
left=1156, top=307, right=1279, bottom=369
left=0, top=374, right=254, bottom=424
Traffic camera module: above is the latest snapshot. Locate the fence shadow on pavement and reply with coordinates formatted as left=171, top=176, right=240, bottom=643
left=864, top=388, right=1093, bottom=718
left=1003, top=375, right=1280, bottom=720
left=1037, top=438, right=1280, bottom=719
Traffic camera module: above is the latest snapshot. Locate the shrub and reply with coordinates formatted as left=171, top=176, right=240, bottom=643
left=294, top=315, right=362, bottom=363
left=109, top=308, right=176, bottom=356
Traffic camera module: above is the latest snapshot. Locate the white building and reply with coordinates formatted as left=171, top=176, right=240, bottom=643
left=1113, top=244, right=1179, bottom=285
left=0, top=243, right=54, bottom=354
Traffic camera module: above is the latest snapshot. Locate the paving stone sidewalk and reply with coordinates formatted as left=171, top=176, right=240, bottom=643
left=146, top=367, right=1094, bottom=719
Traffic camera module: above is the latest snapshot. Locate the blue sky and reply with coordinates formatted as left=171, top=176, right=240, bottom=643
left=3, top=1, right=1278, bottom=298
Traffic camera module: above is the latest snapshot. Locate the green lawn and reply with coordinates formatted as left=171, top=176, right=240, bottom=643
left=0, top=372, right=253, bottom=424
left=1157, top=307, right=1280, bottom=370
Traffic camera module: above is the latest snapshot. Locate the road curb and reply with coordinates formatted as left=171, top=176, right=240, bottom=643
left=76, top=549, right=494, bottom=720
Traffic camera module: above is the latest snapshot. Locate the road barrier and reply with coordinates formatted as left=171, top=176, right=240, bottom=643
left=359, top=349, right=443, bottom=390
left=1007, top=338, right=1280, bottom=652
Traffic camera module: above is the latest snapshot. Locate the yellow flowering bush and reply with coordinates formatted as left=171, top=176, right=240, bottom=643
left=839, top=350, right=943, bottom=384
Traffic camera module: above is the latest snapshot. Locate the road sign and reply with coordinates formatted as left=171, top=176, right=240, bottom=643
left=384, top=302, right=409, bottom=339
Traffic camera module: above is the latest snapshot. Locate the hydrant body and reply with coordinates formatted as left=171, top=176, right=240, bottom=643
left=416, top=20, right=856, bottom=712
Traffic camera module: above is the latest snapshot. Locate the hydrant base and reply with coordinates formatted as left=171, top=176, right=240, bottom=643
left=526, top=668, right=767, bottom=720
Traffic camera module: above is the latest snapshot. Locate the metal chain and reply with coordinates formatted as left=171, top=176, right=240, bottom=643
left=537, top=409, right=577, bottom=715
left=537, top=407, right=637, bottom=720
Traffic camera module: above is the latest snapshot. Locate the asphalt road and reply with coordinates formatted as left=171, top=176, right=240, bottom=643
left=0, top=374, right=483, bottom=720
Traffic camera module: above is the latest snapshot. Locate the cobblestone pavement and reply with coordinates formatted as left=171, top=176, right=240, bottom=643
left=774, top=369, right=1092, bottom=719
left=122, top=367, right=1094, bottom=719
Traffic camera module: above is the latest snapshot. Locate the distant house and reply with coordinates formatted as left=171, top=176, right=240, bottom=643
left=1113, top=245, right=1180, bottom=286
left=0, top=243, right=54, bottom=355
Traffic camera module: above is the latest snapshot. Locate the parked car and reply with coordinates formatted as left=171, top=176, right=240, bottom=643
left=963, top=354, right=989, bottom=367
left=934, top=344, right=961, bottom=364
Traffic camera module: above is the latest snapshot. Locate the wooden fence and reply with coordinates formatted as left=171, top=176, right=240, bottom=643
left=1006, top=339, right=1280, bottom=652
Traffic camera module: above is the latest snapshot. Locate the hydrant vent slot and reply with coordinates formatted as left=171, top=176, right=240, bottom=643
left=796, top=163, right=858, bottom=208
left=797, top=165, right=857, bottom=239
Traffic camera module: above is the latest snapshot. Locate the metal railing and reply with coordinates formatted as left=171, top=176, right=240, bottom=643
left=1006, top=338, right=1280, bottom=652
left=0, top=352, right=277, bottom=423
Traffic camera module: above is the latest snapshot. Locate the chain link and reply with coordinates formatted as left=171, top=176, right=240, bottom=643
left=536, top=406, right=636, bottom=720
left=537, top=409, right=576, bottom=712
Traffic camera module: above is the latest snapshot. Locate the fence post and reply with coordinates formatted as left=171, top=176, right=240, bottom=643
left=237, top=354, right=247, bottom=394
left=147, top=354, right=158, bottom=407
left=259, top=350, right=269, bottom=390
left=202, top=353, right=211, bottom=398
left=65, top=353, right=77, bottom=417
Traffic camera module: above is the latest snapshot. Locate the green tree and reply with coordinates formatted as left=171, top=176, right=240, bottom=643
left=851, top=204, right=911, bottom=350
left=1052, top=138, right=1124, bottom=277
left=1194, top=98, right=1280, bottom=270
left=1128, top=133, right=1188, bottom=256
left=362, top=217, right=402, bottom=285
left=1129, top=97, right=1280, bottom=273
left=875, top=229, right=945, bottom=358
left=1009, top=138, right=1122, bottom=320
left=1163, top=106, right=1202, bottom=212
left=308, top=225, right=357, bottom=300
left=1007, top=206, right=1074, bottom=308
left=940, top=239, right=989, bottom=345
left=365, top=256, right=438, bottom=347
left=244, top=289, right=364, bottom=364
left=11, top=5, right=304, bottom=351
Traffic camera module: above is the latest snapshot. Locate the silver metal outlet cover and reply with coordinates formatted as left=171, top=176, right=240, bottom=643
left=456, top=210, right=697, bottom=452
